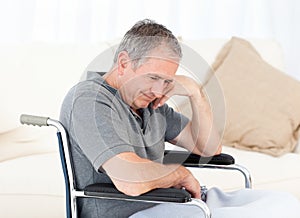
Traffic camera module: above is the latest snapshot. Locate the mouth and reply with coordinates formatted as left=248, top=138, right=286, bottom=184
left=142, top=93, right=155, bottom=101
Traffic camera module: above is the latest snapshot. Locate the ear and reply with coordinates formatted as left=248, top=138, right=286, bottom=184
left=117, top=51, right=131, bottom=76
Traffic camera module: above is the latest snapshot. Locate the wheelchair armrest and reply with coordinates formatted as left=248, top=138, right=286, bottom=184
left=163, top=150, right=235, bottom=166
left=84, top=183, right=191, bottom=203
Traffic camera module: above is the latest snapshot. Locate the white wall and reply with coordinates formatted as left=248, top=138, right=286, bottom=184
left=0, top=0, right=299, bottom=80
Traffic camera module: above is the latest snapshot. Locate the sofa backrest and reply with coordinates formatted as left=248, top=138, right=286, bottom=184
left=0, top=38, right=286, bottom=134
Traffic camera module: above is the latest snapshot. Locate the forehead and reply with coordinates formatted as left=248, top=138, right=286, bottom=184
left=136, top=57, right=179, bottom=77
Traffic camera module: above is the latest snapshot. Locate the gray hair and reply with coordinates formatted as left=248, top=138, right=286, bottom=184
left=113, top=19, right=182, bottom=69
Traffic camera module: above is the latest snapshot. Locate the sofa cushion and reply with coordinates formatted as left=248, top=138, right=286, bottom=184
left=209, top=37, right=300, bottom=156
left=0, top=126, right=57, bottom=162
left=0, top=153, right=65, bottom=217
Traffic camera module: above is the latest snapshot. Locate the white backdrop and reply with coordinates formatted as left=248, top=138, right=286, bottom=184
left=0, top=0, right=299, bottom=79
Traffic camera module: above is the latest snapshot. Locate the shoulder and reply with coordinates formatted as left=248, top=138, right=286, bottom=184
left=66, top=73, right=117, bottom=105
left=155, top=103, right=176, bottom=115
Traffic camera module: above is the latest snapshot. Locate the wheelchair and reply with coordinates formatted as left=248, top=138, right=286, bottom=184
left=20, top=114, right=252, bottom=218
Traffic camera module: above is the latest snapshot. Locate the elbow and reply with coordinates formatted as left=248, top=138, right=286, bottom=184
left=113, top=181, right=152, bottom=197
left=200, top=135, right=223, bottom=156
left=121, top=189, right=144, bottom=197
left=203, top=146, right=222, bottom=157
left=194, top=144, right=222, bottom=157
left=119, top=187, right=144, bottom=197
left=215, top=144, right=222, bottom=155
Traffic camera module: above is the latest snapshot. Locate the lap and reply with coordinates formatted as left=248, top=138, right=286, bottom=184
left=129, top=203, right=203, bottom=218
left=130, top=188, right=300, bottom=218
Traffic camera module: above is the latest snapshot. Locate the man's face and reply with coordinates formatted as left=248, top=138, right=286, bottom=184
left=119, top=57, right=179, bottom=110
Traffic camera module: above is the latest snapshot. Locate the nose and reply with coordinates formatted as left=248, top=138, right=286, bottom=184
left=150, top=80, right=165, bottom=98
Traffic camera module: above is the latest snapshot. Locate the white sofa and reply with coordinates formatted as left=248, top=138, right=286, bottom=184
left=1, top=39, right=300, bottom=217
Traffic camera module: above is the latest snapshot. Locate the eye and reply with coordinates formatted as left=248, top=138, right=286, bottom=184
left=149, top=76, right=159, bottom=81
left=164, top=79, right=173, bottom=85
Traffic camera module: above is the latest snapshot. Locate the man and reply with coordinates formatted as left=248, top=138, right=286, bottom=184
left=60, top=19, right=300, bottom=217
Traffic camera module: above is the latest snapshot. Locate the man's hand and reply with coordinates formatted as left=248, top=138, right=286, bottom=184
left=173, top=166, right=201, bottom=199
left=153, top=75, right=201, bottom=109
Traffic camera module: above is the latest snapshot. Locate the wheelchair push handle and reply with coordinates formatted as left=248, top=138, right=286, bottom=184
left=20, top=114, right=49, bottom=127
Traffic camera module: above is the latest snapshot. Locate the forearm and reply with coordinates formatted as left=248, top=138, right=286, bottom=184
left=189, top=87, right=221, bottom=156
left=102, top=152, right=197, bottom=197
left=113, top=163, right=181, bottom=194
left=164, top=75, right=222, bottom=156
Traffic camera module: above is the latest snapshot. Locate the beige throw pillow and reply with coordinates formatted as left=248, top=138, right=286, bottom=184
left=209, top=37, right=300, bottom=156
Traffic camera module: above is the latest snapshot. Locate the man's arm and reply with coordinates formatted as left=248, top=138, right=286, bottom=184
left=102, top=152, right=201, bottom=198
left=154, top=75, right=222, bottom=156
left=171, top=84, right=222, bottom=156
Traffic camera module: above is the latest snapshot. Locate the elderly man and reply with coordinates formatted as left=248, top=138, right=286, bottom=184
left=60, top=19, right=300, bottom=217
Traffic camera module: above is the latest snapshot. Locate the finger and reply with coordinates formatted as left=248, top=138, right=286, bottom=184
left=152, top=95, right=170, bottom=109
left=157, top=95, right=169, bottom=107
left=189, top=186, right=201, bottom=199
left=152, top=98, right=161, bottom=109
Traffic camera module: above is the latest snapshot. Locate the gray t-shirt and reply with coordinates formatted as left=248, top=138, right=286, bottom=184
left=60, top=71, right=189, bottom=217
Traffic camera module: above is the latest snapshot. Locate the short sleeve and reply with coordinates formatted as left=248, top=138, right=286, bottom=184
left=161, top=104, right=189, bottom=141
left=71, top=90, right=135, bottom=171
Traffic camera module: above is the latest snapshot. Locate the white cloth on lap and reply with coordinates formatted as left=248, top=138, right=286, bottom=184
left=130, top=188, right=300, bottom=218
